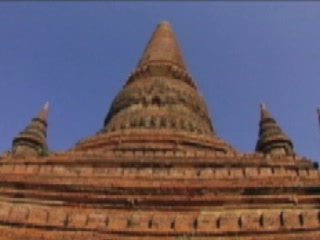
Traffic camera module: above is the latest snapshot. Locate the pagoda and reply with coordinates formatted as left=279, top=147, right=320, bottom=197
left=1, top=21, right=320, bottom=240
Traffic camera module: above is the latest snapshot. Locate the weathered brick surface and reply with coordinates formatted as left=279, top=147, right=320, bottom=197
left=47, top=209, right=67, bottom=227
left=10, top=205, right=29, bottom=222
left=301, top=210, right=319, bottom=228
left=88, top=213, right=107, bottom=229
left=0, top=21, right=320, bottom=240
left=0, top=199, right=318, bottom=238
left=282, top=211, right=301, bottom=228
left=240, top=212, right=261, bottom=231
left=197, top=213, right=219, bottom=232
left=151, top=215, right=176, bottom=231
left=128, top=213, right=150, bottom=230
left=28, top=208, right=48, bottom=225
left=263, top=211, right=281, bottom=230
left=108, top=213, right=130, bottom=230
left=174, top=214, right=197, bottom=232
left=0, top=204, right=10, bottom=220
left=219, top=213, right=239, bottom=231
left=69, top=212, right=88, bottom=228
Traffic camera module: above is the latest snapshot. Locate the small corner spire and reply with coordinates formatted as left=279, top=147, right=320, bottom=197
left=12, top=103, right=49, bottom=157
left=256, top=104, right=294, bottom=156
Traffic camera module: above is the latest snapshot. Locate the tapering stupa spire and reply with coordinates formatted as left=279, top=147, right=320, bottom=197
left=137, top=21, right=187, bottom=69
left=74, top=21, right=236, bottom=154
left=126, top=21, right=196, bottom=88
left=12, top=102, right=49, bottom=156
left=256, top=103, right=294, bottom=155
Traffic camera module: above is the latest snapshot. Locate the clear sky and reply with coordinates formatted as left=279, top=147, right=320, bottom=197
left=1, top=2, right=320, bottom=161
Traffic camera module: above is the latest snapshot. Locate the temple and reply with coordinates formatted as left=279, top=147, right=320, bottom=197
left=0, top=21, right=320, bottom=240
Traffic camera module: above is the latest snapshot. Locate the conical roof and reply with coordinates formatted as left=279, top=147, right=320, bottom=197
left=74, top=21, right=236, bottom=154
left=256, top=103, right=294, bottom=155
left=12, top=102, right=49, bottom=156
left=137, top=21, right=188, bottom=70
left=125, top=21, right=196, bottom=88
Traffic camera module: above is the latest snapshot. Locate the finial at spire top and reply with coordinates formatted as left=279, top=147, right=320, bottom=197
left=44, top=101, right=49, bottom=111
left=36, top=102, right=49, bottom=121
left=158, top=20, right=171, bottom=27
left=259, top=102, right=272, bottom=120
left=260, top=102, right=266, bottom=110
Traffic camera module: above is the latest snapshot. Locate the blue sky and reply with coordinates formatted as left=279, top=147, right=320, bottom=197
left=0, top=2, right=320, bottom=161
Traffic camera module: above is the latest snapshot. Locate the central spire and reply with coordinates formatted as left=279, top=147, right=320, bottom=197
left=125, top=21, right=196, bottom=89
left=73, top=21, right=236, bottom=154
left=137, top=21, right=188, bottom=70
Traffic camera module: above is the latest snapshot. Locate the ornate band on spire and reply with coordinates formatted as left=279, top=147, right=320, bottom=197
left=255, top=103, right=294, bottom=155
left=12, top=102, right=50, bottom=157
left=102, top=21, right=214, bottom=135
